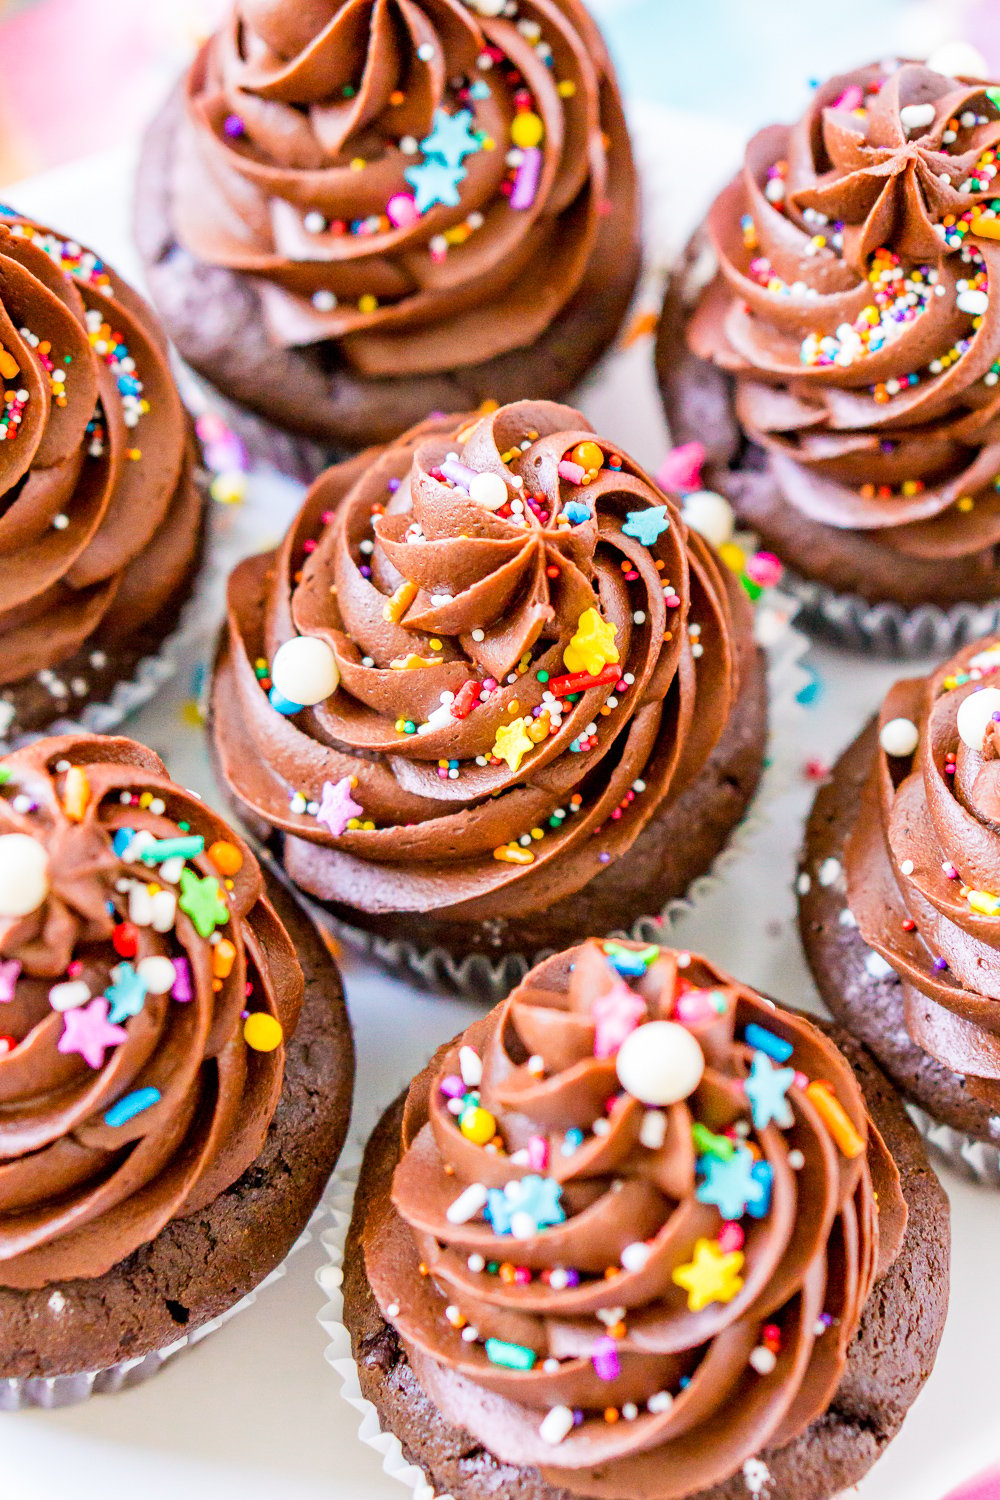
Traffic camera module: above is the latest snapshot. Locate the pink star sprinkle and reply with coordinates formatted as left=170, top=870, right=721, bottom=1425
left=316, top=777, right=363, bottom=837
left=0, top=959, right=20, bottom=1003
left=58, top=998, right=128, bottom=1070
left=592, top=983, right=647, bottom=1059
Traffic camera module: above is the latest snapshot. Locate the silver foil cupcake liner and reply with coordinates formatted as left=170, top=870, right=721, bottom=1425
left=303, top=598, right=810, bottom=1003
left=787, top=574, right=1000, bottom=661
left=907, top=1105, right=1000, bottom=1189
left=0, top=1199, right=323, bottom=1411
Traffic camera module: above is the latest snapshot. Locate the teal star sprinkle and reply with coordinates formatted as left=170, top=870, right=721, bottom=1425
left=105, top=962, right=149, bottom=1025
left=745, top=1052, right=796, bottom=1130
left=404, top=157, right=468, bottom=214
left=420, top=108, right=481, bottom=169
left=486, top=1175, right=565, bottom=1236
left=696, top=1144, right=773, bottom=1221
left=623, top=506, right=671, bottom=547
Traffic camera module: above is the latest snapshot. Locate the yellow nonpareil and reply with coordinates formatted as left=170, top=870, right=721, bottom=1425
left=564, top=609, right=620, bottom=677
left=492, top=717, right=534, bottom=773
left=672, top=1238, right=745, bottom=1313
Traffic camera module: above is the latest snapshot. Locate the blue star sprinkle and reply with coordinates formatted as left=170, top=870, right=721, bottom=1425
left=486, top=1175, right=565, bottom=1237
left=745, top=1052, right=796, bottom=1130
left=623, top=506, right=671, bottom=547
left=696, top=1144, right=773, bottom=1221
left=420, top=108, right=482, bottom=169
left=105, top=962, right=149, bottom=1025
left=563, top=501, right=592, bottom=525
left=404, top=157, right=468, bottom=214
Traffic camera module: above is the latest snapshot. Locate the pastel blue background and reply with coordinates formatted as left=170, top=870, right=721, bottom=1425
left=590, top=0, right=948, bottom=130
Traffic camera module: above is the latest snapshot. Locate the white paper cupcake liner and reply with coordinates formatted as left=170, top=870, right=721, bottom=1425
left=907, top=1106, right=1000, bottom=1189
left=0, top=470, right=229, bottom=758
left=0, top=1198, right=324, bottom=1411
left=310, top=597, right=810, bottom=1003
left=318, top=1157, right=456, bottom=1500
left=788, top=575, right=1000, bottom=660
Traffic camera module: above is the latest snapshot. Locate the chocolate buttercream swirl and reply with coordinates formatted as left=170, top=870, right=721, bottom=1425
left=847, top=635, right=1000, bottom=1110
left=0, top=211, right=202, bottom=692
left=0, top=734, right=303, bottom=1288
left=689, top=59, right=1000, bottom=559
left=173, top=0, right=636, bottom=375
left=213, top=399, right=750, bottom=924
left=365, top=939, right=907, bottom=1500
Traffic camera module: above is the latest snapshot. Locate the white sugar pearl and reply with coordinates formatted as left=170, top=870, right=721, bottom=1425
left=469, top=471, right=508, bottom=510
left=957, top=687, right=1000, bottom=752
left=957, top=289, right=989, bottom=316
left=271, top=636, right=340, bottom=707
left=621, top=1242, right=652, bottom=1272
left=681, top=489, right=734, bottom=548
left=879, top=717, right=919, bottom=757
left=616, top=1021, right=705, bottom=1106
left=926, top=40, right=988, bottom=79
left=138, top=956, right=178, bottom=995
left=750, top=1346, right=778, bottom=1375
left=0, top=833, right=49, bottom=917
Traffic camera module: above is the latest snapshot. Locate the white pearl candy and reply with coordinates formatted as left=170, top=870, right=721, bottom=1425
left=957, top=687, right=1000, bottom=752
left=681, top=490, right=734, bottom=548
left=616, top=1021, right=705, bottom=1106
left=925, top=40, right=988, bottom=80
left=879, top=717, right=919, bottom=758
left=138, top=956, right=178, bottom=995
left=469, top=471, right=509, bottom=510
left=0, top=833, right=49, bottom=918
left=271, top=636, right=340, bottom=707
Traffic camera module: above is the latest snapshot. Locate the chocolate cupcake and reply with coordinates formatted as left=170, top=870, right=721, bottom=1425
left=657, top=59, right=1000, bottom=655
left=0, top=210, right=207, bottom=747
left=0, top=733, right=353, bottom=1405
left=339, top=938, right=948, bottom=1500
left=800, top=633, right=1000, bottom=1183
left=210, top=399, right=768, bottom=994
left=136, top=0, right=641, bottom=475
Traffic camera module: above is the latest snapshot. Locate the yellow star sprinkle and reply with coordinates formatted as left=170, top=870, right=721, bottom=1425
left=672, top=1238, right=745, bottom=1313
left=563, top=608, right=620, bottom=677
left=492, top=717, right=534, bottom=773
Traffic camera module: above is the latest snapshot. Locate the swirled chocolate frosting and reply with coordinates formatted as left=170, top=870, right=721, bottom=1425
left=0, top=734, right=303, bottom=1288
left=212, top=399, right=752, bottom=924
left=847, top=636, right=1000, bottom=1111
left=688, top=59, right=1000, bottom=561
left=0, top=211, right=202, bottom=694
left=364, top=939, right=907, bottom=1499
left=172, top=0, right=637, bottom=375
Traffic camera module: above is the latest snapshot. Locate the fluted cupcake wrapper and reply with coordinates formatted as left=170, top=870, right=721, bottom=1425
left=787, top=575, right=1000, bottom=661
left=906, top=1106, right=1000, bottom=1189
left=0, top=1200, right=323, bottom=1411
left=317, top=1154, right=455, bottom=1500
left=302, top=598, right=809, bottom=1003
